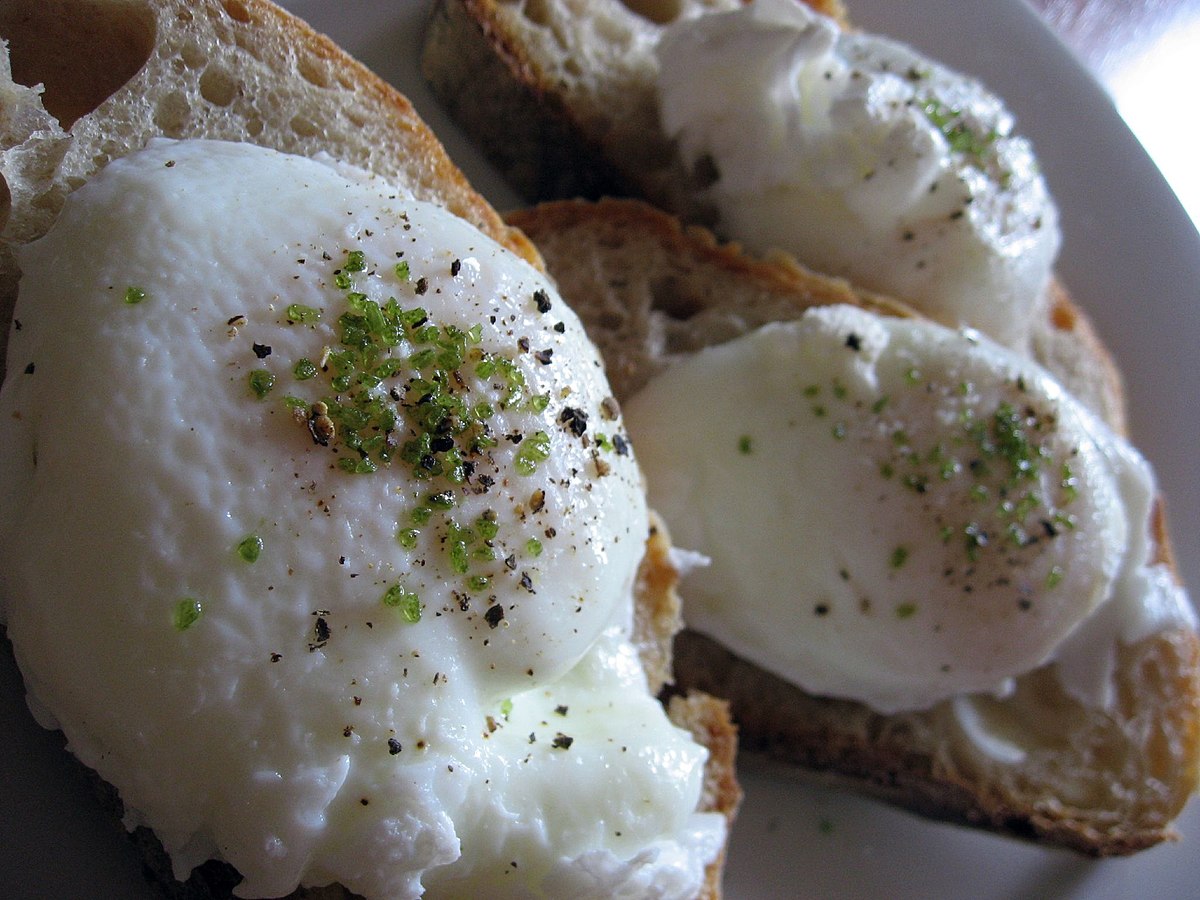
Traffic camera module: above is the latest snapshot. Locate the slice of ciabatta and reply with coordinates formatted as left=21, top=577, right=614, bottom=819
left=0, top=2, right=739, bottom=896
left=420, top=0, right=1127, bottom=433
left=506, top=196, right=1200, bottom=857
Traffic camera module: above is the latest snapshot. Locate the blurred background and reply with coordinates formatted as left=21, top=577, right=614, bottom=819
left=1029, top=0, right=1200, bottom=231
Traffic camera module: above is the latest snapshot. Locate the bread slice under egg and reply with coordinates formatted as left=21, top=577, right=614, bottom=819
left=420, top=0, right=1128, bottom=433
left=0, top=1, right=739, bottom=896
left=505, top=195, right=1200, bottom=857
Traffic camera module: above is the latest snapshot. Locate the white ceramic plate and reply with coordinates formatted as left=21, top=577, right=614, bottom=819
left=2, top=1, right=1197, bottom=897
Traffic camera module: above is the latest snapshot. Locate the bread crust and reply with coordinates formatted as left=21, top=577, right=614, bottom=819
left=0, top=2, right=738, bottom=895
left=508, top=196, right=1200, bottom=856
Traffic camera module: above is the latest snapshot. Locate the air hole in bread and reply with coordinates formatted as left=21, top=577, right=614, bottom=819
left=290, top=114, right=321, bottom=138
left=220, top=0, right=252, bottom=24
left=199, top=65, right=239, bottom=107
left=154, top=90, right=192, bottom=137
left=179, top=41, right=209, bottom=70
left=618, top=0, right=684, bottom=25
left=649, top=275, right=703, bottom=321
left=297, top=53, right=331, bottom=89
left=522, top=0, right=553, bottom=28
left=0, top=0, right=155, bottom=129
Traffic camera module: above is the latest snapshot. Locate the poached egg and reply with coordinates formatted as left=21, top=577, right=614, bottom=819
left=624, top=304, right=1191, bottom=715
left=0, top=139, right=722, bottom=899
left=656, top=0, right=1060, bottom=349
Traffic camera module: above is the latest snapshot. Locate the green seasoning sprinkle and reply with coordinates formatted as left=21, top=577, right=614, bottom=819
left=477, top=511, right=499, bottom=541
left=344, top=249, right=367, bottom=273
left=397, top=528, right=419, bottom=550
left=174, top=597, right=203, bottom=631
left=249, top=369, right=276, bottom=399
left=382, top=583, right=421, bottom=623
left=738, top=435, right=753, bottom=455
left=123, top=286, right=147, bottom=305
left=1046, top=565, right=1064, bottom=589
left=394, top=260, right=410, bottom=281
left=525, top=538, right=543, bottom=557
left=894, top=602, right=917, bottom=619
left=921, top=98, right=999, bottom=165
left=285, top=303, right=321, bottom=324
left=890, top=546, right=909, bottom=569
left=293, top=357, right=318, bottom=380
left=514, top=431, right=551, bottom=475
left=237, top=534, right=263, bottom=563
left=499, top=698, right=514, bottom=718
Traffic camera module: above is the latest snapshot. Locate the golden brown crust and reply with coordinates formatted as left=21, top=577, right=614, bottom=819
left=667, top=692, right=742, bottom=900
left=509, top=196, right=1200, bottom=856
left=637, top=510, right=742, bottom=896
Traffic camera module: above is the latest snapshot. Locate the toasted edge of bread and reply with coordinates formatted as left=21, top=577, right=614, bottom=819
left=0, top=1, right=739, bottom=895
left=506, top=196, right=1200, bottom=856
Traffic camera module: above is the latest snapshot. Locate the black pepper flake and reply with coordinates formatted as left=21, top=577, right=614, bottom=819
left=309, top=615, right=331, bottom=651
left=343, top=725, right=354, bottom=737
left=227, top=314, right=246, bottom=326
left=551, top=733, right=574, bottom=750
left=534, top=348, right=553, bottom=365
left=270, top=652, right=282, bottom=662
left=1017, top=598, right=1033, bottom=611
left=612, top=434, right=630, bottom=456
left=415, top=277, right=428, bottom=295
left=485, top=604, right=505, bottom=628
left=517, top=336, right=531, bottom=353
left=814, top=603, right=830, bottom=616
left=559, top=406, right=587, bottom=437
left=450, top=258, right=462, bottom=276
left=519, top=572, right=535, bottom=593
left=845, top=332, right=862, bottom=351
left=23, top=362, right=34, bottom=375
left=252, top=342, right=272, bottom=359
left=533, top=288, right=552, bottom=313
left=386, top=736, right=402, bottom=755
left=554, top=705, right=568, bottom=716
left=553, top=321, right=565, bottom=333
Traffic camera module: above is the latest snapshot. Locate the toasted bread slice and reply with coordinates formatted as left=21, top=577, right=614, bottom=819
left=0, top=2, right=738, bottom=896
left=421, top=0, right=1127, bottom=432
left=507, top=196, right=1200, bottom=856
